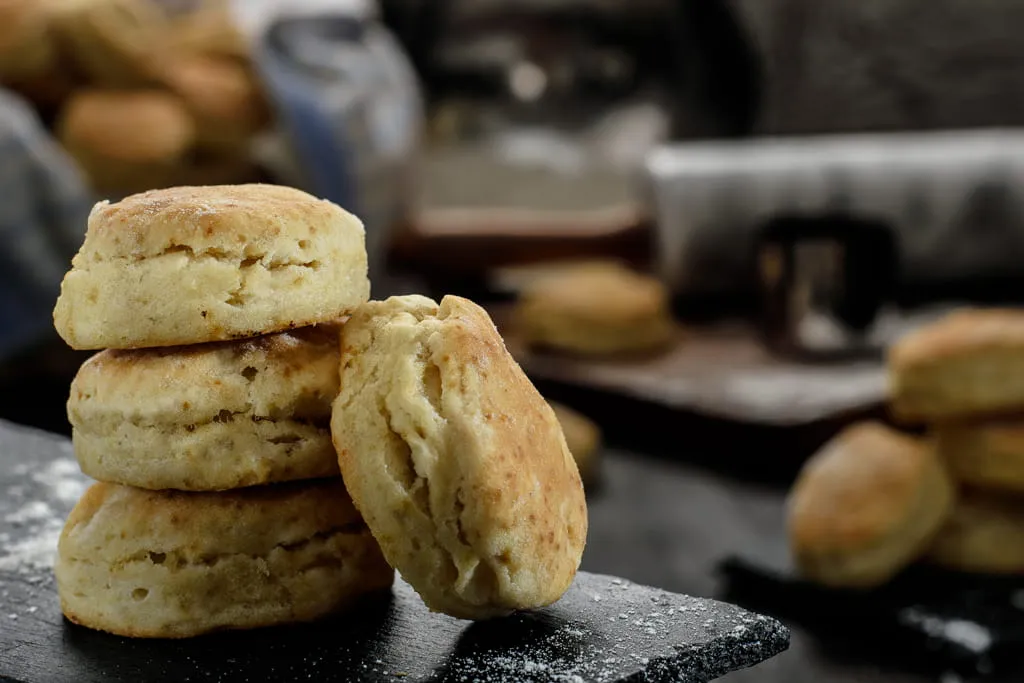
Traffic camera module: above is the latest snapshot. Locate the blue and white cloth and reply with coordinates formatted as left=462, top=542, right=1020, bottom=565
left=244, top=2, right=423, bottom=290
left=0, top=89, right=92, bottom=362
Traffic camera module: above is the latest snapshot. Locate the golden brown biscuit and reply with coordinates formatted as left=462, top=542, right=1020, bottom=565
left=56, top=90, right=195, bottom=195
left=889, top=308, right=1024, bottom=421
left=936, top=419, right=1024, bottom=494
left=0, top=0, right=58, bottom=83
left=69, top=326, right=342, bottom=491
left=549, top=401, right=601, bottom=484
left=50, top=0, right=170, bottom=87
left=515, top=261, right=675, bottom=355
left=332, top=295, right=588, bottom=619
left=787, top=422, right=955, bottom=588
left=166, top=5, right=249, bottom=61
left=53, top=184, right=369, bottom=350
left=56, top=480, right=394, bottom=638
left=160, top=56, right=269, bottom=153
left=927, top=492, right=1024, bottom=574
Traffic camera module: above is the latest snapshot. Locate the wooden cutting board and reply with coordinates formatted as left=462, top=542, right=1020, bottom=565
left=0, top=421, right=788, bottom=683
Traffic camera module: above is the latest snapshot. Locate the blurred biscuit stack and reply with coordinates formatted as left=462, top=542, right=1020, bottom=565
left=0, top=0, right=270, bottom=195
left=50, top=184, right=390, bottom=638
left=890, top=308, right=1024, bottom=576
left=788, top=308, right=1024, bottom=589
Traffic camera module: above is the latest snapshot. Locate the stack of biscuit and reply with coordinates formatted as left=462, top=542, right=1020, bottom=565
left=51, top=183, right=589, bottom=635
left=50, top=184, right=392, bottom=638
left=890, top=307, right=1024, bottom=576
left=787, top=307, right=1024, bottom=589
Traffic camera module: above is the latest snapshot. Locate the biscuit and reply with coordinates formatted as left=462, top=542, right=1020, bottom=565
left=515, top=261, right=675, bottom=355
left=69, top=325, right=342, bottom=491
left=549, top=401, right=601, bottom=484
left=160, top=56, right=269, bottom=153
left=332, top=295, right=588, bottom=619
left=56, top=480, right=394, bottom=638
left=56, top=90, right=196, bottom=195
left=936, top=419, right=1024, bottom=494
left=53, top=184, right=370, bottom=350
left=50, top=0, right=169, bottom=87
left=889, top=308, right=1024, bottom=421
left=926, top=492, right=1024, bottom=574
left=787, top=422, right=955, bottom=588
left=0, top=0, right=58, bottom=83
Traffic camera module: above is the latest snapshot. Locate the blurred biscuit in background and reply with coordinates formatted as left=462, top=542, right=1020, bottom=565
left=787, top=422, right=955, bottom=588
left=926, top=492, right=1024, bottom=575
left=166, top=3, right=249, bottom=62
left=549, top=400, right=602, bottom=485
left=160, top=55, right=270, bottom=154
left=56, top=89, right=195, bottom=194
left=936, top=419, right=1024, bottom=494
left=0, top=0, right=58, bottom=84
left=516, top=261, right=676, bottom=356
left=50, top=0, right=171, bottom=87
left=889, top=308, right=1024, bottom=422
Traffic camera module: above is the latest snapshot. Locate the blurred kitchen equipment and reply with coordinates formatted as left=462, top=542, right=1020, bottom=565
left=643, top=130, right=1024, bottom=311
left=232, top=0, right=423, bottom=292
left=756, top=214, right=899, bottom=360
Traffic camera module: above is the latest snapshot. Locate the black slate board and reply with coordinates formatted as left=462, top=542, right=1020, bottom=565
left=0, top=420, right=788, bottom=683
left=720, top=552, right=1024, bottom=679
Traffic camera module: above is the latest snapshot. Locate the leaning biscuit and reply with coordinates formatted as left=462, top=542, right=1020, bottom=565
left=787, top=422, right=955, bottom=588
left=56, top=480, right=394, bottom=638
left=69, top=325, right=342, bottom=491
left=926, top=492, right=1024, bottom=574
left=515, top=261, right=675, bottom=355
left=889, top=308, right=1024, bottom=421
left=53, top=184, right=370, bottom=350
left=332, top=295, right=588, bottom=619
left=936, top=419, right=1024, bottom=494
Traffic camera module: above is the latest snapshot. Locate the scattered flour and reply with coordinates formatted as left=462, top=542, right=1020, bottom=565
left=0, top=456, right=88, bottom=575
left=900, top=609, right=993, bottom=654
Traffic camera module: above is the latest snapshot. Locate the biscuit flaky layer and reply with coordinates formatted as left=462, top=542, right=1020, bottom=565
left=889, top=308, right=1024, bottom=421
left=787, top=422, right=955, bottom=588
left=69, top=326, right=343, bottom=491
left=332, top=294, right=588, bottom=619
left=56, top=480, right=394, bottom=638
left=53, top=184, right=370, bottom=349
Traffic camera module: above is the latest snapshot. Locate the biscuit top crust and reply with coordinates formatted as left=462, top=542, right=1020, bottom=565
left=518, top=261, right=669, bottom=324
left=890, top=308, right=1024, bottom=371
left=788, top=422, right=934, bottom=552
left=77, top=184, right=365, bottom=262
left=60, top=480, right=365, bottom=564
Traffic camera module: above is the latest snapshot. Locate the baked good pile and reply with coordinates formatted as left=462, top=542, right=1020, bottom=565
left=0, top=0, right=266, bottom=195
left=50, top=184, right=587, bottom=637
left=787, top=308, right=1024, bottom=587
